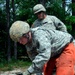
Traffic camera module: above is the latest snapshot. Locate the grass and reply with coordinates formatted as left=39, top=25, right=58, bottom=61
left=0, top=60, right=32, bottom=71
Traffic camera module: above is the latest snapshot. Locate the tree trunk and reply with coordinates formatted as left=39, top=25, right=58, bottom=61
left=38, top=0, right=47, bottom=6
left=72, top=0, right=75, bottom=15
left=62, top=0, right=66, bottom=10
left=72, top=0, right=75, bottom=38
left=62, top=0, right=66, bottom=17
left=6, top=0, right=11, bottom=61
left=14, top=42, right=17, bottom=59
left=12, top=0, right=17, bottom=60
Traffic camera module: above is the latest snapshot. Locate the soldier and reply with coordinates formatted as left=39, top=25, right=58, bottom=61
left=32, top=4, right=67, bottom=33
left=9, top=21, right=75, bottom=75
left=32, top=4, right=67, bottom=75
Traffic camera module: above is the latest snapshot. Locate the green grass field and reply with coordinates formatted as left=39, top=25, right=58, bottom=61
left=0, top=60, right=31, bottom=71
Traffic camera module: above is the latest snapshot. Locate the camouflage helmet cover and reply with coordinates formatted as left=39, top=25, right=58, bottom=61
left=33, top=4, right=46, bottom=14
left=9, top=21, right=30, bottom=42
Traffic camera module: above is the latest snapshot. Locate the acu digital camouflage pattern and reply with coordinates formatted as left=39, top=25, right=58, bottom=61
left=32, top=15, right=67, bottom=32
left=26, top=26, right=73, bottom=74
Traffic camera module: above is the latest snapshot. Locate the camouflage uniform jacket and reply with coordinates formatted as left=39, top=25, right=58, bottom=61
left=32, top=15, right=67, bottom=32
left=26, top=27, right=73, bottom=74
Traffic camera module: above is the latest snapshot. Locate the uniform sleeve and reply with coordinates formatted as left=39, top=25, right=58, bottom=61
left=27, top=30, right=51, bottom=74
left=53, top=16, right=67, bottom=32
left=26, top=46, right=38, bottom=61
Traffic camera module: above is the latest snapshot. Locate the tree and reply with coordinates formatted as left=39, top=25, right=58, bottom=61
left=72, top=0, right=75, bottom=38
left=62, top=0, right=66, bottom=12
left=12, top=0, right=17, bottom=60
left=72, top=0, right=75, bottom=15
left=6, top=0, right=11, bottom=61
left=38, top=0, right=47, bottom=6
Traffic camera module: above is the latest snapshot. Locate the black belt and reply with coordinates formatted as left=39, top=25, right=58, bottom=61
left=70, top=37, right=73, bottom=43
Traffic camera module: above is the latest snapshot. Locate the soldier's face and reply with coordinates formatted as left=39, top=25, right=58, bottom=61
left=36, top=11, right=45, bottom=20
left=19, top=36, right=28, bottom=45
left=19, top=32, right=31, bottom=45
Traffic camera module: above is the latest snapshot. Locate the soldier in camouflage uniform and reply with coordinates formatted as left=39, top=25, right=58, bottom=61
left=9, top=21, right=75, bottom=75
left=32, top=4, right=67, bottom=32
left=32, top=4, right=75, bottom=45
left=32, top=4, right=75, bottom=75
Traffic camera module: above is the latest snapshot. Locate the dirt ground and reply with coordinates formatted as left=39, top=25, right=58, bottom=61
left=1, top=65, right=75, bottom=75
left=0, top=68, right=28, bottom=75
left=0, top=68, right=56, bottom=75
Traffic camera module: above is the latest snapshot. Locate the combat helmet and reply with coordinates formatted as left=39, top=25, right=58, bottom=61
left=33, top=4, right=46, bottom=14
left=9, top=21, right=30, bottom=42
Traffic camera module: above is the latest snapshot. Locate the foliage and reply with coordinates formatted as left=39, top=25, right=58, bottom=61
left=46, top=1, right=69, bottom=22
left=65, top=16, right=75, bottom=36
left=69, top=3, right=75, bottom=13
left=0, top=60, right=31, bottom=71
left=14, top=0, right=38, bottom=26
left=0, top=1, right=7, bottom=62
left=66, top=16, right=75, bottom=24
